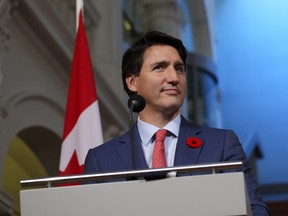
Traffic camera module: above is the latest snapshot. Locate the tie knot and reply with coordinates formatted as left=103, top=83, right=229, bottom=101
left=155, top=129, right=167, bottom=142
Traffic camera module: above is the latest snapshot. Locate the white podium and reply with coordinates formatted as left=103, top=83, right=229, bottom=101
left=20, top=162, right=252, bottom=216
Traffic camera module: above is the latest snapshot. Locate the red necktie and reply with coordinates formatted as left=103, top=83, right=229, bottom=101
left=152, top=129, right=167, bottom=168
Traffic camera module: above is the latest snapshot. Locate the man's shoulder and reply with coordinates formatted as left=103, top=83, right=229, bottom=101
left=181, top=116, right=229, bottom=133
left=90, top=131, right=130, bottom=152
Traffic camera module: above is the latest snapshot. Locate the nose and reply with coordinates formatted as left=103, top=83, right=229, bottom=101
left=166, top=67, right=179, bottom=85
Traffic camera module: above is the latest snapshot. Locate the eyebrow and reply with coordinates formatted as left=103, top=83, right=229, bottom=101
left=151, top=60, right=184, bottom=68
left=174, top=61, right=185, bottom=67
left=151, top=60, right=169, bottom=67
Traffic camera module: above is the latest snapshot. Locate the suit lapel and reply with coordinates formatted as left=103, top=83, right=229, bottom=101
left=116, top=125, right=148, bottom=170
left=174, top=117, right=204, bottom=166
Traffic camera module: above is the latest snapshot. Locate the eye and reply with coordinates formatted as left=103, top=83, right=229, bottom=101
left=154, top=65, right=163, bottom=70
left=153, top=63, right=166, bottom=72
left=175, top=65, right=185, bottom=73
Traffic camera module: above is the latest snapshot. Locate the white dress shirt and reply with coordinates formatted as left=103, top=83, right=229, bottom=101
left=137, top=114, right=181, bottom=168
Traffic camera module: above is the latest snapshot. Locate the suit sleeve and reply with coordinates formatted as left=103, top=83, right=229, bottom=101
left=83, top=149, right=101, bottom=184
left=223, top=130, right=271, bottom=216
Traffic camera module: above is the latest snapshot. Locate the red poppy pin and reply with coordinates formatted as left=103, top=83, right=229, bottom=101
left=186, top=137, right=202, bottom=148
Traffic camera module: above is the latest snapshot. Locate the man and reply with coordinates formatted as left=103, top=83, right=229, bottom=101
left=84, top=31, right=270, bottom=215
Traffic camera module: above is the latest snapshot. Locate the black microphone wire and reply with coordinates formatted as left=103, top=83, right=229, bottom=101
left=129, top=102, right=136, bottom=171
left=127, top=95, right=146, bottom=179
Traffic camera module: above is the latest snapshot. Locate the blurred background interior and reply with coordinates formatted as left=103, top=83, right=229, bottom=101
left=0, top=0, right=287, bottom=215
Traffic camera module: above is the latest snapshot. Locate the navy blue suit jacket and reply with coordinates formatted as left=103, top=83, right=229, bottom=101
left=84, top=116, right=270, bottom=215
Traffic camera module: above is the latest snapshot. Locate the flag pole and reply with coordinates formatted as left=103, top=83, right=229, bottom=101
left=76, top=0, right=83, bottom=30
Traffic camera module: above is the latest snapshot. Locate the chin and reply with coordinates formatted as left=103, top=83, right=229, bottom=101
left=162, top=102, right=182, bottom=113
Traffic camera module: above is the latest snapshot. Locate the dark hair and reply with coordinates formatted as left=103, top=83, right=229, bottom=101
left=122, top=30, right=187, bottom=96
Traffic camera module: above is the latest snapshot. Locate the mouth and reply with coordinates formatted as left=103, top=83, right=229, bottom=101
left=161, top=87, right=180, bottom=95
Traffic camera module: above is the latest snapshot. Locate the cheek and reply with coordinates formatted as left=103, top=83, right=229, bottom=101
left=180, top=77, right=187, bottom=88
left=137, top=81, right=158, bottom=98
left=138, top=76, right=157, bottom=88
left=183, top=81, right=187, bottom=90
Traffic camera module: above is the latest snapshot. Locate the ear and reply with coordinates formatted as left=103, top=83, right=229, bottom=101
left=126, top=74, right=138, bottom=93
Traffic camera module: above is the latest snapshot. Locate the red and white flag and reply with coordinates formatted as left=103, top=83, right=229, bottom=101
left=59, top=10, right=103, bottom=177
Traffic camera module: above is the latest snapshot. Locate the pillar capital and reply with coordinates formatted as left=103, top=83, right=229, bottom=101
left=140, top=0, right=185, bottom=37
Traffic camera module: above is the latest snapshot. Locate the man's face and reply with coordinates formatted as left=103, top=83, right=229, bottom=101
left=127, top=45, right=186, bottom=116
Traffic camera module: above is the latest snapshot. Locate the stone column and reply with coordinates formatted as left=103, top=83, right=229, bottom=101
left=0, top=1, right=18, bottom=216
left=0, top=0, right=14, bottom=120
left=140, top=0, right=185, bottom=38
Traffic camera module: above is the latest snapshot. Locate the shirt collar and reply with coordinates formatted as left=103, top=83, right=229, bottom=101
left=137, top=114, right=181, bottom=146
